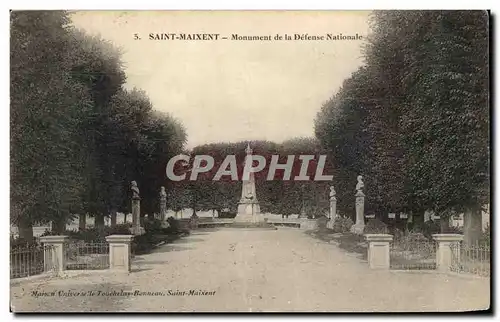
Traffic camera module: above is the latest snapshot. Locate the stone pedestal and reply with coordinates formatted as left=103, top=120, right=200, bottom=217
left=330, top=196, right=337, bottom=220
left=236, top=201, right=263, bottom=223
left=131, top=197, right=142, bottom=235
left=160, top=202, right=166, bottom=221
left=432, top=234, right=463, bottom=272
left=40, top=235, right=69, bottom=274
left=105, top=235, right=134, bottom=272
left=364, top=234, right=393, bottom=269
left=327, top=195, right=337, bottom=229
left=159, top=187, right=169, bottom=227
left=350, top=191, right=365, bottom=234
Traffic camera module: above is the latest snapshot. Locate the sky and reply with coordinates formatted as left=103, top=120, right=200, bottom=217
left=70, top=11, right=370, bottom=148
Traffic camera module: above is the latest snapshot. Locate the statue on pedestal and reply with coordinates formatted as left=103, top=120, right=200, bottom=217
left=329, top=186, right=336, bottom=200
left=351, top=175, right=365, bottom=235
left=131, top=181, right=140, bottom=199
left=356, top=175, right=364, bottom=193
left=328, top=185, right=337, bottom=223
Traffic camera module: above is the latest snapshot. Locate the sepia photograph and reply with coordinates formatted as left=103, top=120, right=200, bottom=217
left=9, top=9, right=490, bottom=313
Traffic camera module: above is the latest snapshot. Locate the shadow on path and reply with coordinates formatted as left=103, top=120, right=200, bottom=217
left=307, top=228, right=367, bottom=260
left=150, top=244, right=192, bottom=253
left=172, top=237, right=205, bottom=244
left=130, top=267, right=154, bottom=273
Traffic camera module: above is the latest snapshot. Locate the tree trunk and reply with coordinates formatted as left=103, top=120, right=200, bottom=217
left=439, top=216, right=450, bottom=233
left=17, top=217, right=34, bottom=241
left=414, top=211, right=425, bottom=226
left=79, top=213, right=86, bottom=231
left=94, top=214, right=105, bottom=230
left=464, top=206, right=482, bottom=245
left=110, top=210, right=117, bottom=227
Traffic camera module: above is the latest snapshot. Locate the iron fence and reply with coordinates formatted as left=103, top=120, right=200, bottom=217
left=66, top=240, right=110, bottom=270
left=10, top=244, right=56, bottom=279
left=390, top=237, right=436, bottom=270
left=450, top=242, right=490, bottom=277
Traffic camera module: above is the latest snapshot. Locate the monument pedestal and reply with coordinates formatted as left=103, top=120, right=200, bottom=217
left=235, top=201, right=263, bottom=223
left=351, top=190, right=365, bottom=235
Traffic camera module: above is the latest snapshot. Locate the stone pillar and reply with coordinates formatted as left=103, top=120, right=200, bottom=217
left=78, top=213, right=86, bottom=231
left=132, top=196, right=142, bottom=235
left=130, top=180, right=144, bottom=235
left=110, top=211, right=117, bottom=227
left=432, top=234, right=463, bottom=272
left=350, top=191, right=365, bottom=234
left=364, top=234, right=393, bottom=269
left=330, top=196, right=337, bottom=220
left=327, top=186, right=337, bottom=229
left=105, top=235, right=134, bottom=272
left=40, top=235, right=69, bottom=275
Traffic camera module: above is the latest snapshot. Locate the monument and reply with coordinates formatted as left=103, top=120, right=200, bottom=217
left=350, top=175, right=365, bottom=235
left=235, top=143, right=263, bottom=223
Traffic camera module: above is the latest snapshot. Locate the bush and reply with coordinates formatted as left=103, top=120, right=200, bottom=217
left=143, top=218, right=164, bottom=234
left=107, top=223, right=133, bottom=235
left=394, top=232, right=434, bottom=255
left=163, top=217, right=190, bottom=235
left=316, top=216, right=329, bottom=229
left=364, top=218, right=389, bottom=234
left=219, top=211, right=236, bottom=218
left=332, top=216, right=354, bottom=234
left=411, top=220, right=441, bottom=239
left=399, top=232, right=429, bottom=243
left=306, top=205, right=328, bottom=219
left=442, top=225, right=463, bottom=234
left=10, top=236, right=40, bottom=249
left=132, top=233, right=157, bottom=255
left=132, top=217, right=188, bottom=254
left=480, top=224, right=490, bottom=245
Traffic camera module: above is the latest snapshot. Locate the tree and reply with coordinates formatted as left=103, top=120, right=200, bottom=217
left=11, top=11, right=92, bottom=237
left=11, top=11, right=188, bottom=237
left=315, top=11, right=489, bottom=240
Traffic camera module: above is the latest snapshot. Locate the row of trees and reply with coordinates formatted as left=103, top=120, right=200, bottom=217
left=11, top=11, right=186, bottom=239
left=168, top=138, right=334, bottom=218
left=315, top=11, right=489, bottom=243
left=169, top=138, right=332, bottom=219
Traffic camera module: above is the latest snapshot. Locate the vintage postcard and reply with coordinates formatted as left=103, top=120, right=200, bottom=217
left=10, top=10, right=490, bottom=312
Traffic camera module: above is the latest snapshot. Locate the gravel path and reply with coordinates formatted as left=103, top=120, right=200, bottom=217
left=11, top=228, right=490, bottom=312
